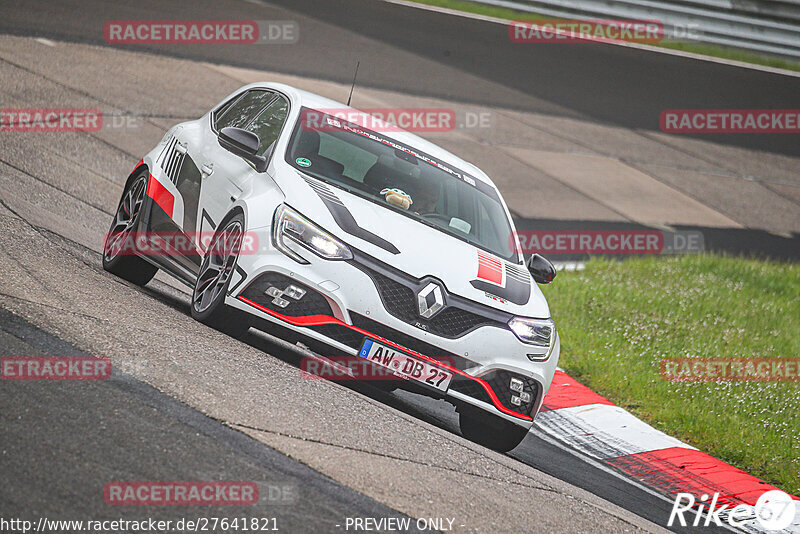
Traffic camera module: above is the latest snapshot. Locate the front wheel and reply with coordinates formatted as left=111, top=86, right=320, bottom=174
left=190, top=213, right=250, bottom=338
left=458, top=409, right=529, bottom=452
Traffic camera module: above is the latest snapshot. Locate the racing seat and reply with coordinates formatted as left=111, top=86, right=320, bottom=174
left=363, top=154, right=420, bottom=196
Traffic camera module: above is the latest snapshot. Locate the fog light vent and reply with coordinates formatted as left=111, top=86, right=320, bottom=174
left=509, top=377, right=524, bottom=393
left=285, top=285, right=306, bottom=300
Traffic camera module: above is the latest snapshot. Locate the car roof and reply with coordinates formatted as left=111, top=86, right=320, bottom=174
left=250, top=82, right=498, bottom=189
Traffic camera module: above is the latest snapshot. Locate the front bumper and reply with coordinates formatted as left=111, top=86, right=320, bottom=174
left=228, top=229, right=559, bottom=428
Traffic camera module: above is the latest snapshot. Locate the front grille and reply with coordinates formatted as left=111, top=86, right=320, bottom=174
left=432, top=306, right=498, bottom=338
left=349, top=313, right=475, bottom=371
left=352, top=260, right=508, bottom=339
left=240, top=273, right=333, bottom=317
left=369, top=270, right=417, bottom=319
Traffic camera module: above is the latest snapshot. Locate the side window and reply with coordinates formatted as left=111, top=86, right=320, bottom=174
left=212, top=95, right=241, bottom=125
left=214, top=90, right=274, bottom=131
left=244, top=96, right=289, bottom=156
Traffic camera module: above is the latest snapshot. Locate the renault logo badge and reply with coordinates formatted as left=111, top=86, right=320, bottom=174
left=417, top=282, right=444, bottom=319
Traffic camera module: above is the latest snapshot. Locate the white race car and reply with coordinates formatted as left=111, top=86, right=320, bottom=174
left=103, top=82, right=560, bottom=452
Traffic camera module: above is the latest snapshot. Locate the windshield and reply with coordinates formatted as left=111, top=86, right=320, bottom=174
left=285, top=108, right=518, bottom=262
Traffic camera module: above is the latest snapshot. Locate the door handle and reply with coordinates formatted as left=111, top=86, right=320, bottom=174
left=201, top=163, right=214, bottom=176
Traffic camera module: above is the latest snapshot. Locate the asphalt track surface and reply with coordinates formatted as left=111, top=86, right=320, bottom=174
left=0, top=308, right=428, bottom=533
left=0, top=0, right=796, bottom=532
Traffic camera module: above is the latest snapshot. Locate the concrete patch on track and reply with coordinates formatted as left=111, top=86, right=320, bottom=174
left=630, top=164, right=800, bottom=235
left=503, top=150, right=741, bottom=228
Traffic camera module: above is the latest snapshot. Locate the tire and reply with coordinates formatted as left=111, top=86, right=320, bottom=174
left=458, top=408, right=529, bottom=452
left=103, top=171, right=158, bottom=286
left=190, top=213, right=250, bottom=338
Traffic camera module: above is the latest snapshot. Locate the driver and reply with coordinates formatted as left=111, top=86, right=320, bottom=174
left=412, top=178, right=440, bottom=215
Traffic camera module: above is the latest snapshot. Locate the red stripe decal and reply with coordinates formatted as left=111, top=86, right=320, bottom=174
left=541, top=370, right=615, bottom=411
left=147, top=174, right=174, bottom=218
left=237, top=296, right=532, bottom=421
left=606, top=447, right=799, bottom=507
left=477, top=251, right=503, bottom=285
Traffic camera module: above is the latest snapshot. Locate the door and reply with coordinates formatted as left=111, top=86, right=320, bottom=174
left=193, top=90, right=290, bottom=254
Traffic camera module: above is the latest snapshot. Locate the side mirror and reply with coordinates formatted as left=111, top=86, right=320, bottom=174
left=218, top=127, right=267, bottom=172
left=528, top=253, right=556, bottom=284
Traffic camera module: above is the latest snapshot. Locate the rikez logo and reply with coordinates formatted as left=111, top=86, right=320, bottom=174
left=668, top=490, right=796, bottom=530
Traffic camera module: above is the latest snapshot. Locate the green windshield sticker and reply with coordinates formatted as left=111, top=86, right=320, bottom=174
left=296, top=157, right=312, bottom=167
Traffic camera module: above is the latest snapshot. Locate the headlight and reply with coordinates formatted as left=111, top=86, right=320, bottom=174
left=508, top=317, right=556, bottom=361
left=272, top=204, right=352, bottom=263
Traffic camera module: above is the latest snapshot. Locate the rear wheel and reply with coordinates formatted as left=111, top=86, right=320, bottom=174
left=458, top=408, right=529, bottom=452
left=103, top=171, right=158, bottom=285
left=191, top=214, right=250, bottom=338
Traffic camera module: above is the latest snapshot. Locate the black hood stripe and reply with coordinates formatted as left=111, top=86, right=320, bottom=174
left=302, top=176, right=400, bottom=255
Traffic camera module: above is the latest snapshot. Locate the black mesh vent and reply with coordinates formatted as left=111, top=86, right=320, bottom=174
left=310, top=324, right=364, bottom=349
left=431, top=306, right=498, bottom=338
left=157, top=135, right=186, bottom=185
left=481, top=370, right=539, bottom=416
left=240, top=273, right=333, bottom=317
left=449, top=375, right=494, bottom=405
left=349, top=313, right=474, bottom=371
left=355, top=264, right=506, bottom=338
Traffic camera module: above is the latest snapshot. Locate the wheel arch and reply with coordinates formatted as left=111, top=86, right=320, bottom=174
left=124, top=161, right=150, bottom=192
left=218, top=205, right=246, bottom=232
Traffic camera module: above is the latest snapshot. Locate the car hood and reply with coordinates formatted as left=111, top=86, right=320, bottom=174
left=272, top=168, right=551, bottom=318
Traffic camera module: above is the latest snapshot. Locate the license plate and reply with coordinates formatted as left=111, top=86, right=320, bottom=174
left=358, top=339, right=452, bottom=392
